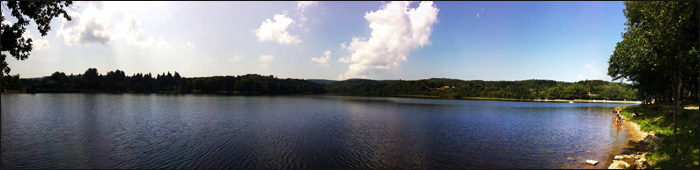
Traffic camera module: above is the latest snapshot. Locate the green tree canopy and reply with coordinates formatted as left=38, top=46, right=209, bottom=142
left=608, top=1, right=699, bottom=155
left=608, top=1, right=699, bottom=104
left=1, top=1, right=73, bottom=75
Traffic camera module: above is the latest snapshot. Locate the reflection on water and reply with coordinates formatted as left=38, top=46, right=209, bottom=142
left=1, top=94, right=636, bottom=169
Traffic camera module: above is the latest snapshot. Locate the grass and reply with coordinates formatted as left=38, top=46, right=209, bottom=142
left=619, top=105, right=699, bottom=169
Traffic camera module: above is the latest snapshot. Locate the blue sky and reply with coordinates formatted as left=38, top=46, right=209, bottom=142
left=2, top=1, right=627, bottom=82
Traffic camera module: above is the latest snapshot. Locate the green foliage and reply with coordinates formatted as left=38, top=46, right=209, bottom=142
left=608, top=1, right=699, bottom=104
left=14, top=68, right=638, bottom=100
left=609, top=2, right=699, bottom=159
left=326, top=78, right=637, bottom=100
left=1, top=1, right=73, bottom=75
left=619, top=105, right=699, bottom=169
left=19, top=68, right=325, bottom=95
left=1, top=74, right=22, bottom=92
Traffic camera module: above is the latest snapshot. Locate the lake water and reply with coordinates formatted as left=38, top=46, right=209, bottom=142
left=1, top=93, right=637, bottom=169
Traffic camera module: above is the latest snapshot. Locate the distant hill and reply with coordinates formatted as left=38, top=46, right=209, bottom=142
left=307, top=79, right=337, bottom=85
left=5, top=69, right=637, bottom=101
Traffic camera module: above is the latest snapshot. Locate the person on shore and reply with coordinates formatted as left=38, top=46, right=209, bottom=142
left=619, top=114, right=623, bottom=122
left=633, top=110, right=639, bottom=118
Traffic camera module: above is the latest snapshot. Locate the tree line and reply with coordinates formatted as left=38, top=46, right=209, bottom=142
left=326, top=78, right=638, bottom=100
left=3, top=68, right=638, bottom=101
left=608, top=1, right=698, bottom=105
left=4, top=68, right=325, bottom=95
left=607, top=1, right=698, bottom=154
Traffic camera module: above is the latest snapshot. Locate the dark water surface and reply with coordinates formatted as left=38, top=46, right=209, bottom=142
left=1, top=93, right=636, bottom=169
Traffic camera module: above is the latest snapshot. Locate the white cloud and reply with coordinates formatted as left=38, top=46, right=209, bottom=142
left=74, top=1, right=104, bottom=10
left=254, top=13, right=301, bottom=45
left=259, top=55, right=275, bottom=62
left=117, top=14, right=172, bottom=48
left=259, top=55, right=274, bottom=69
left=157, top=39, right=170, bottom=48
left=32, top=39, right=51, bottom=51
left=229, top=56, right=242, bottom=62
left=56, top=2, right=184, bottom=49
left=338, top=1, right=439, bottom=80
left=56, top=2, right=113, bottom=46
left=339, top=56, right=351, bottom=63
left=296, top=1, right=318, bottom=27
left=297, top=1, right=318, bottom=9
left=19, top=30, right=51, bottom=51
left=183, top=42, right=195, bottom=48
left=311, top=50, right=331, bottom=68
left=477, top=8, right=484, bottom=18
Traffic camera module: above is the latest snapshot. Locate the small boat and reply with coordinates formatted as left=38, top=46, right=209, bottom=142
left=569, top=100, right=574, bottom=103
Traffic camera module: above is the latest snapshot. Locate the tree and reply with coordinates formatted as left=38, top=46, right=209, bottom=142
left=1, top=74, right=21, bottom=91
left=608, top=1, right=699, bottom=154
left=82, top=68, right=102, bottom=90
left=105, top=70, right=126, bottom=92
left=1, top=1, right=73, bottom=76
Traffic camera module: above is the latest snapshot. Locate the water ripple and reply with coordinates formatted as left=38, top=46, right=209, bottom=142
left=2, top=94, right=637, bottom=169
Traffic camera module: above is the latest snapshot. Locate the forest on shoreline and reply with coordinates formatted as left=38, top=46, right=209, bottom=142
left=1, top=68, right=639, bottom=101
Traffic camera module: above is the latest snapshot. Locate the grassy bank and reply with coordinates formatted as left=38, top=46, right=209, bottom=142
left=618, top=105, right=699, bottom=169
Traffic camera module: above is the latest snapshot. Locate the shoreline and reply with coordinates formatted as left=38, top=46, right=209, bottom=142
left=532, top=99, right=642, bottom=104
left=601, top=107, right=661, bottom=169
left=392, top=94, right=643, bottom=104
left=2, top=92, right=643, bottom=104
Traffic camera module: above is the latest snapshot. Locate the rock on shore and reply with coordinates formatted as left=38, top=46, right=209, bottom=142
left=605, top=121, right=661, bottom=169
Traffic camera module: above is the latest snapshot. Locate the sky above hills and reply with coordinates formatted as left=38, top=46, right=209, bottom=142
left=2, top=1, right=627, bottom=82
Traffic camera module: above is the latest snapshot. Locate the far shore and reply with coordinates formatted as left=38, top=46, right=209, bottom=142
left=532, top=99, right=642, bottom=104
left=2, top=92, right=644, bottom=104
left=396, top=94, right=642, bottom=104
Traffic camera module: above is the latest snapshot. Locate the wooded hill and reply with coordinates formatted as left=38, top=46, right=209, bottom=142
left=2, top=68, right=638, bottom=101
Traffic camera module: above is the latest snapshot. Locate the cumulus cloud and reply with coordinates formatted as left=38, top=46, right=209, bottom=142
left=183, top=41, right=195, bottom=48
left=338, top=1, right=439, bottom=80
left=297, top=1, right=318, bottom=9
left=55, top=2, right=184, bottom=49
left=56, top=2, right=113, bottom=46
left=229, top=56, right=242, bottom=62
left=259, top=55, right=275, bottom=62
left=311, top=50, right=331, bottom=68
left=33, top=39, right=51, bottom=51
left=254, top=13, right=301, bottom=45
left=259, top=55, right=274, bottom=69
left=24, top=31, right=51, bottom=51
left=296, top=1, right=318, bottom=27
left=117, top=14, right=171, bottom=48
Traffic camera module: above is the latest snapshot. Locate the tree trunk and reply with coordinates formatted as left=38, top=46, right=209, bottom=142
left=673, top=75, right=681, bottom=155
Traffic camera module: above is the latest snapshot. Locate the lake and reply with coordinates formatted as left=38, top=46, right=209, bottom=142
left=1, top=93, right=637, bottom=169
